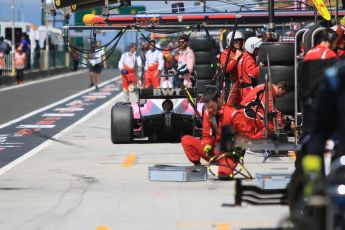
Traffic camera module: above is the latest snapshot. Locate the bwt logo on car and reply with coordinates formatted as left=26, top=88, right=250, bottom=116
left=153, top=88, right=182, bottom=96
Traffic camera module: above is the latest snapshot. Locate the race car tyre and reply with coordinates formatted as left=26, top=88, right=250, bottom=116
left=258, top=65, right=294, bottom=87
left=258, top=43, right=294, bottom=65
left=303, top=24, right=322, bottom=54
left=275, top=91, right=294, bottom=115
left=190, top=38, right=216, bottom=52
left=196, top=79, right=216, bottom=95
left=111, top=103, right=133, bottom=144
left=194, top=64, right=215, bottom=80
left=194, top=51, right=214, bottom=65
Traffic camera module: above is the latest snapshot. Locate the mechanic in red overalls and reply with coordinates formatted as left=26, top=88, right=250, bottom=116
left=219, top=31, right=244, bottom=107
left=181, top=87, right=236, bottom=178
left=237, top=37, right=263, bottom=103
left=304, top=29, right=338, bottom=61
left=230, top=81, right=289, bottom=139
left=118, top=43, right=142, bottom=101
left=144, top=40, right=164, bottom=88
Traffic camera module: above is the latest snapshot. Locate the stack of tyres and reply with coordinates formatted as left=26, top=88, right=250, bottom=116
left=258, top=42, right=295, bottom=115
left=190, top=38, right=218, bottom=96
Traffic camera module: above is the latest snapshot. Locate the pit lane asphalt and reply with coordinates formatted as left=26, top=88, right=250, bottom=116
left=0, top=70, right=295, bottom=230
left=0, top=69, right=119, bottom=125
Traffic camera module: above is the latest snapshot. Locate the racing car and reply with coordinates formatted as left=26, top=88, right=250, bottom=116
left=110, top=86, right=204, bottom=143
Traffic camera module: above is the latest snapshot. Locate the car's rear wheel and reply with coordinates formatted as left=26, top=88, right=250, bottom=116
left=111, top=103, right=133, bottom=144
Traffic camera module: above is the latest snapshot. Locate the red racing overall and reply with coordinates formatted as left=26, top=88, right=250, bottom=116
left=144, top=63, right=160, bottom=88
left=219, top=49, right=240, bottom=106
left=181, top=105, right=236, bottom=176
left=231, top=84, right=281, bottom=139
left=304, top=45, right=338, bottom=61
left=122, top=64, right=136, bottom=91
left=237, top=52, right=260, bottom=102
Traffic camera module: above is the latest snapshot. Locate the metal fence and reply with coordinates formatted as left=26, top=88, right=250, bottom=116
left=1, top=50, right=69, bottom=77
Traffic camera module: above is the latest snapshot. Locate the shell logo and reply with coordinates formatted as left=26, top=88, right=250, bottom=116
left=71, top=5, right=77, bottom=11
left=55, top=0, right=60, bottom=7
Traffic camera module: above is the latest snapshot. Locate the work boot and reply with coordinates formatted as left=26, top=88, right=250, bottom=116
left=192, top=161, right=201, bottom=166
left=89, top=83, right=94, bottom=88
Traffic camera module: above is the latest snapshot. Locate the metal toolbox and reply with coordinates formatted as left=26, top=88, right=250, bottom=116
left=148, top=165, right=208, bottom=182
left=256, top=172, right=292, bottom=190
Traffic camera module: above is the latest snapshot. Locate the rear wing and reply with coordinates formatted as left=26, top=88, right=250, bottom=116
left=139, top=88, right=197, bottom=99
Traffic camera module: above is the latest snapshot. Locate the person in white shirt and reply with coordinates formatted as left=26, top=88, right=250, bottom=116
left=144, top=40, right=164, bottom=88
left=89, top=41, right=107, bottom=90
left=118, top=43, right=142, bottom=101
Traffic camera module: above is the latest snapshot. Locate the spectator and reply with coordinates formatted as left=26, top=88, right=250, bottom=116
left=24, top=33, right=31, bottom=69
left=0, top=51, right=5, bottom=77
left=171, top=34, right=195, bottom=88
left=0, top=37, right=11, bottom=54
left=70, top=48, right=79, bottom=71
left=13, top=46, right=26, bottom=84
left=89, top=41, right=106, bottom=90
left=33, top=40, right=40, bottom=69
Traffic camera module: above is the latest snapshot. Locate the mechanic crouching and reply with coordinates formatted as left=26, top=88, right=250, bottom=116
left=230, top=81, right=290, bottom=139
left=144, top=40, right=165, bottom=88
left=181, top=87, right=236, bottom=179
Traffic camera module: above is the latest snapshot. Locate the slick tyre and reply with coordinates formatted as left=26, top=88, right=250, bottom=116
left=190, top=38, right=216, bottom=52
left=258, top=43, right=294, bottom=65
left=194, top=64, right=215, bottom=80
left=196, top=79, right=215, bottom=95
left=111, top=103, right=133, bottom=144
left=194, top=51, right=213, bottom=65
left=259, top=66, right=294, bottom=86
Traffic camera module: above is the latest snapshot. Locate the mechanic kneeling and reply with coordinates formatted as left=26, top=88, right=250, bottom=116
left=181, top=87, right=236, bottom=178
left=230, top=81, right=290, bottom=139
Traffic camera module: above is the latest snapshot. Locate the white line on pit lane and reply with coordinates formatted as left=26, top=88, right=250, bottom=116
left=16, top=125, right=56, bottom=129
left=0, top=75, right=121, bottom=129
left=41, top=113, right=75, bottom=117
left=54, top=108, right=85, bottom=112
left=0, top=70, right=88, bottom=92
left=0, top=91, right=124, bottom=175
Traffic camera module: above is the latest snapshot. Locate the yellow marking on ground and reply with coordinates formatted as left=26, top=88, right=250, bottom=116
left=122, top=154, right=137, bottom=168
left=96, top=225, right=109, bottom=230
left=217, top=223, right=231, bottom=230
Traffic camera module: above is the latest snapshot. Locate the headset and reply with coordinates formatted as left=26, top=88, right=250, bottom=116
left=321, top=29, right=338, bottom=43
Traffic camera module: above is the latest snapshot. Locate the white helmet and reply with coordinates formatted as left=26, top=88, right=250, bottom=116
left=244, top=37, right=262, bottom=54
left=226, top=31, right=244, bottom=47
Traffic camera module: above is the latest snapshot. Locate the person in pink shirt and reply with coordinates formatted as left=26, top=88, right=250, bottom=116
left=171, top=34, right=195, bottom=88
left=13, top=46, right=26, bottom=84
left=0, top=51, right=5, bottom=77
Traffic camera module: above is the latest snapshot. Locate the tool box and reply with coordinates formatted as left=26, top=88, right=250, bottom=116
left=148, top=165, right=208, bottom=182
left=256, top=172, right=292, bottom=190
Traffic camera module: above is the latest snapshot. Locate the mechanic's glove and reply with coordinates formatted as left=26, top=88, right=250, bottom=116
left=204, top=145, right=214, bottom=159
left=267, top=112, right=278, bottom=120
left=121, top=69, right=128, bottom=75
